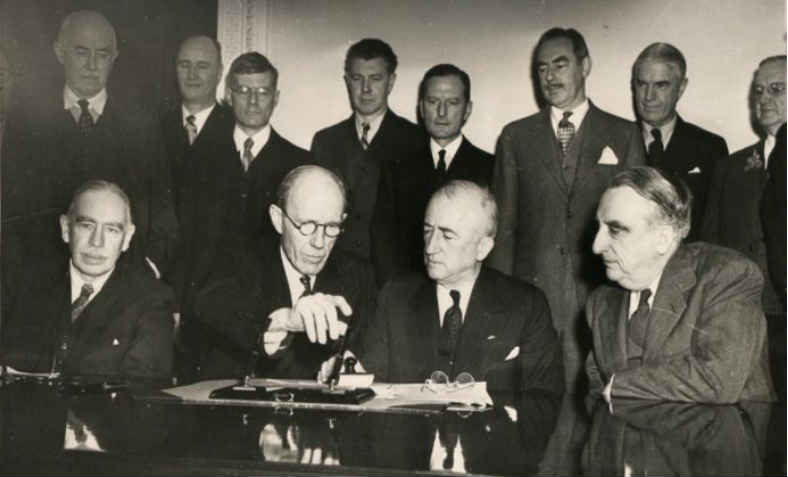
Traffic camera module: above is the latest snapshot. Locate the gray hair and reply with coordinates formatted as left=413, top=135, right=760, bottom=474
left=276, top=165, right=348, bottom=212
left=57, top=10, right=118, bottom=53
left=633, top=42, right=687, bottom=79
left=432, top=180, right=498, bottom=238
left=67, top=179, right=133, bottom=225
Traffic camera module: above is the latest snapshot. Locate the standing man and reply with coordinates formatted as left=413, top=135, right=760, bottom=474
left=587, top=167, right=774, bottom=403
left=632, top=42, right=728, bottom=240
left=702, top=55, right=787, bottom=397
left=2, top=180, right=175, bottom=379
left=195, top=166, right=376, bottom=379
left=489, top=27, right=645, bottom=392
left=311, top=38, right=422, bottom=273
left=356, top=180, right=562, bottom=393
left=1, top=10, right=178, bottom=279
left=374, top=64, right=493, bottom=284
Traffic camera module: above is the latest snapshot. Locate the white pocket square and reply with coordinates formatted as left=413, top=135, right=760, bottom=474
left=486, top=335, right=496, bottom=340
left=597, top=146, right=619, bottom=165
left=688, top=166, right=701, bottom=174
left=504, top=346, right=520, bottom=361
left=112, top=338, right=120, bottom=346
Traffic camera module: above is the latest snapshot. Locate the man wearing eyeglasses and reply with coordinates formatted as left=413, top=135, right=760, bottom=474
left=352, top=180, right=563, bottom=392
left=195, top=165, right=376, bottom=380
left=702, top=55, right=787, bottom=398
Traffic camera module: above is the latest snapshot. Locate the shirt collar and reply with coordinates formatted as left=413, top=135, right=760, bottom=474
left=182, top=103, right=216, bottom=136
left=355, top=108, right=387, bottom=143
left=435, top=269, right=480, bottom=323
left=549, top=99, right=589, bottom=135
left=63, top=85, right=108, bottom=116
left=69, top=260, right=113, bottom=303
left=430, top=135, right=464, bottom=169
left=764, top=134, right=777, bottom=168
left=233, top=124, right=271, bottom=160
left=641, top=115, right=678, bottom=149
left=627, top=269, right=664, bottom=317
left=279, top=246, right=315, bottom=304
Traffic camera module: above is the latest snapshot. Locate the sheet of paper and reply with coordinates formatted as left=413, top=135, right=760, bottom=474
left=369, top=382, right=492, bottom=408
left=2, top=365, right=60, bottom=380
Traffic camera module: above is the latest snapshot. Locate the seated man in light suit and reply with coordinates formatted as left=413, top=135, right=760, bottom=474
left=586, top=166, right=775, bottom=403
left=1, top=180, right=175, bottom=378
left=350, top=180, right=563, bottom=392
left=195, top=165, right=376, bottom=379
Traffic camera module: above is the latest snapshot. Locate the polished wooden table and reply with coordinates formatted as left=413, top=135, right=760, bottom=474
left=0, top=379, right=784, bottom=476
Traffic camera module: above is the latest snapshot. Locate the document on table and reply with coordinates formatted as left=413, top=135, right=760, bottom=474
left=369, top=382, right=493, bottom=410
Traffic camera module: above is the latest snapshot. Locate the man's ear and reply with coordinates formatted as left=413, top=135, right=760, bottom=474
left=59, top=214, right=70, bottom=244
left=53, top=41, right=65, bottom=65
left=121, top=224, right=136, bottom=252
left=581, top=55, right=592, bottom=78
left=476, top=235, right=495, bottom=261
left=678, top=76, right=688, bottom=101
left=224, top=84, right=233, bottom=106
left=463, top=100, right=473, bottom=123
left=386, top=72, right=397, bottom=96
left=654, top=224, right=675, bottom=255
left=269, top=204, right=284, bottom=235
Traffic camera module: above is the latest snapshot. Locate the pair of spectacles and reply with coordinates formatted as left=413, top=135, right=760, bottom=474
left=753, top=82, right=786, bottom=97
left=422, top=371, right=475, bottom=393
left=281, top=208, right=343, bottom=238
left=230, top=84, right=272, bottom=99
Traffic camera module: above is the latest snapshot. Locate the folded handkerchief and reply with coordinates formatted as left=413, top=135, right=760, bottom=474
left=504, top=346, right=520, bottom=361
left=688, top=166, right=701, bottom=174
left=597, top=146, right=619, bottom=165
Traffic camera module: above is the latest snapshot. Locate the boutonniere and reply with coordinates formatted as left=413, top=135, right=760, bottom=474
left=744, top=149, right=763, bottom=172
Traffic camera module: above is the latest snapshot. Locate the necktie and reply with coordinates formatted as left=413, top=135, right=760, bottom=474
left=71, top=283, right=94, bottom=322
left=77, top=99, right=94, bottom=132
left=648, top=128, right=664, bottom=165
left=360, top=122, right=370, bottom=150
left=300, top=274, right=313, bottom=297
left=437, top=149, right=447, bottom=174
left=242, top=137, right=254, bottom=171
left=185, top=114, right=198, bottom=145
left=439, top=290, right=462, bottom=359
left=557, top=111, right=575, bottom=156
left=628, top=289, right=652, bottom=349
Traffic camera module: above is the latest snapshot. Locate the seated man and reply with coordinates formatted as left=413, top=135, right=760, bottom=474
left=195, top=165, right=376, bottom=379
left=353, top=180, right=563, bottom=392
left=1, top=180, right=175, bottom=378
left=587, top=166, right=776, bottom=403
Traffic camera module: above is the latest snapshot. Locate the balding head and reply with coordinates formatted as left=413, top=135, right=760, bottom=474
left=54, top=10, right=118, bottom=98
left=177, top=35, right=222, bottom=111
left=270, top=166, right=347, bottom=275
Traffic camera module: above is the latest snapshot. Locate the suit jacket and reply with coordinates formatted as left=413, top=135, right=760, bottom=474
left=1, top=87, right=178, bottom=274
left=1, top=259, right=175, bottom=379
left=585, top=242, right=776, bottom=403
left=194, top=238, right=377, bottom=380
left=583, top=399, right=769, bottom=477
left=701, top=139, right=783, bottom=314
left=489, top=102, right=645, bottom=391
left=311, top=110, right=424, bottom=265
left=643, top=115, right=728, bottom=241
left=373, top=136, right=494, bottom=284
left=180, top=127, right=311, bottom=313
left=357, top=266, right=563, bottom=393
left=761, top=123, right=786, bottom=305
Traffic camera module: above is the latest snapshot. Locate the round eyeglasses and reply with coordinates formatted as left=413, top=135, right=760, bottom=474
left=422, top=370, right=475, bottom=393
left=281, top=208, right=343, bottom=238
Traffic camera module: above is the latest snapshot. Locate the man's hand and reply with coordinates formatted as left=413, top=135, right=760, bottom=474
left=269, top=293, right=351, bottom=344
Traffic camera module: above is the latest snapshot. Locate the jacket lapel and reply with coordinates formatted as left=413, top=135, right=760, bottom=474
left=574, top=103, right=608, bottom=192
left=598, top=285, right=629, bottom=373
left=455, top=268, right=506, bottom=375
left=536, top=108, right=570, bottom=195
left=644, top=246, right=695, bottom=358
left=408, top=277, right=440, bottom=369
left=69, top=266, right=127, bottom=361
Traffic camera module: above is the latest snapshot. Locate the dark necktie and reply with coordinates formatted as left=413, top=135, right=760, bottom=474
left=360, top=122, right=370, bottom=150
left=242, top=137, right=254, bottom=171
left=648, top=128, right=664, bottom=165
left=628, top=289, right=652, bottom=349
left=557, top=111, right=575, bottom=156
left=77, top=99, right=94, bottom=132
left=185, top=114, right=198, bottom=145
left=439, top=290, right=462, bottom=359
left=71, top=283, right=94, bottom=322
left=299, top=274, right=313, bottom=297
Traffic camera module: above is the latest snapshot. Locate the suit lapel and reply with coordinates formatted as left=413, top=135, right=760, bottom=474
left=644, top=247, right=695, bottom=358
left=69, top=266, right=127, bottom=361
left=598, top=285, right=629, bottom=372
left=536, top=109, right=570, bottom=195
left=455, top=268, right=506, bottom=375
left=408, top=277, right=441, bottom=369
left=574, top=104, right=608, bottom=192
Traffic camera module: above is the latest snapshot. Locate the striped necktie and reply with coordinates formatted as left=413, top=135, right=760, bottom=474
left=557, top=111, right=575, bottom=155
left=71, top=283, right=94, bottom=322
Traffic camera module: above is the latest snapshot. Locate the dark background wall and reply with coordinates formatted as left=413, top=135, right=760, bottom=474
left=0, top=0, right=218, bottom=115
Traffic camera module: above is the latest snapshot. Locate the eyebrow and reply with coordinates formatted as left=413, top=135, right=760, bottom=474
left=604, top=219, right=629, bottom=232
left=74, top=216, right=125, bottom=230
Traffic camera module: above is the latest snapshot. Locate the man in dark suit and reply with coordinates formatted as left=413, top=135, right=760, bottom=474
left=354, top=180, right=562, bottom=393
left=195, top=166, right=376, bottom=379
left=587, top=167, right=775, bottom=403
left=632, top=43, right=728, bottom=240
left=311, top=38, right=422, bottom=268
left=374, top=64, right=493, bottom=284
left=702, top=55, right=786, bottom=398
left=1, top=10, right=178, bottom=292
left=489, top=27, right=645, bottom=393
left=1, top=180, right=175, bottom=379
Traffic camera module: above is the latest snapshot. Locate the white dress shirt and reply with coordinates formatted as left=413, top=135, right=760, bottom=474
left=263, top=248, right=316, bottom=354
left=436, top=273, right=478, bottom=326
left=69, top=261, right=113, bottom=305
left=355, top=108, right=386, bottom=144
left=182, top=103, right=215, bottom=137
left=549, top=99, right=589, bottom=137
left=430, top=135, right=464, bottom=170
left=764, top=134, right=776, bottom=168
left=233, top=124, right=271, bottom=168
left=63, top=86, right=107, bottom=123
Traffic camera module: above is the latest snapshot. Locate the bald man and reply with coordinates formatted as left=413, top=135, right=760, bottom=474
left=195, top=165, right=376, bottom=380
left=356, top=181, right=562, bottom=392
left=1, top=10, right=178, bottom=289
